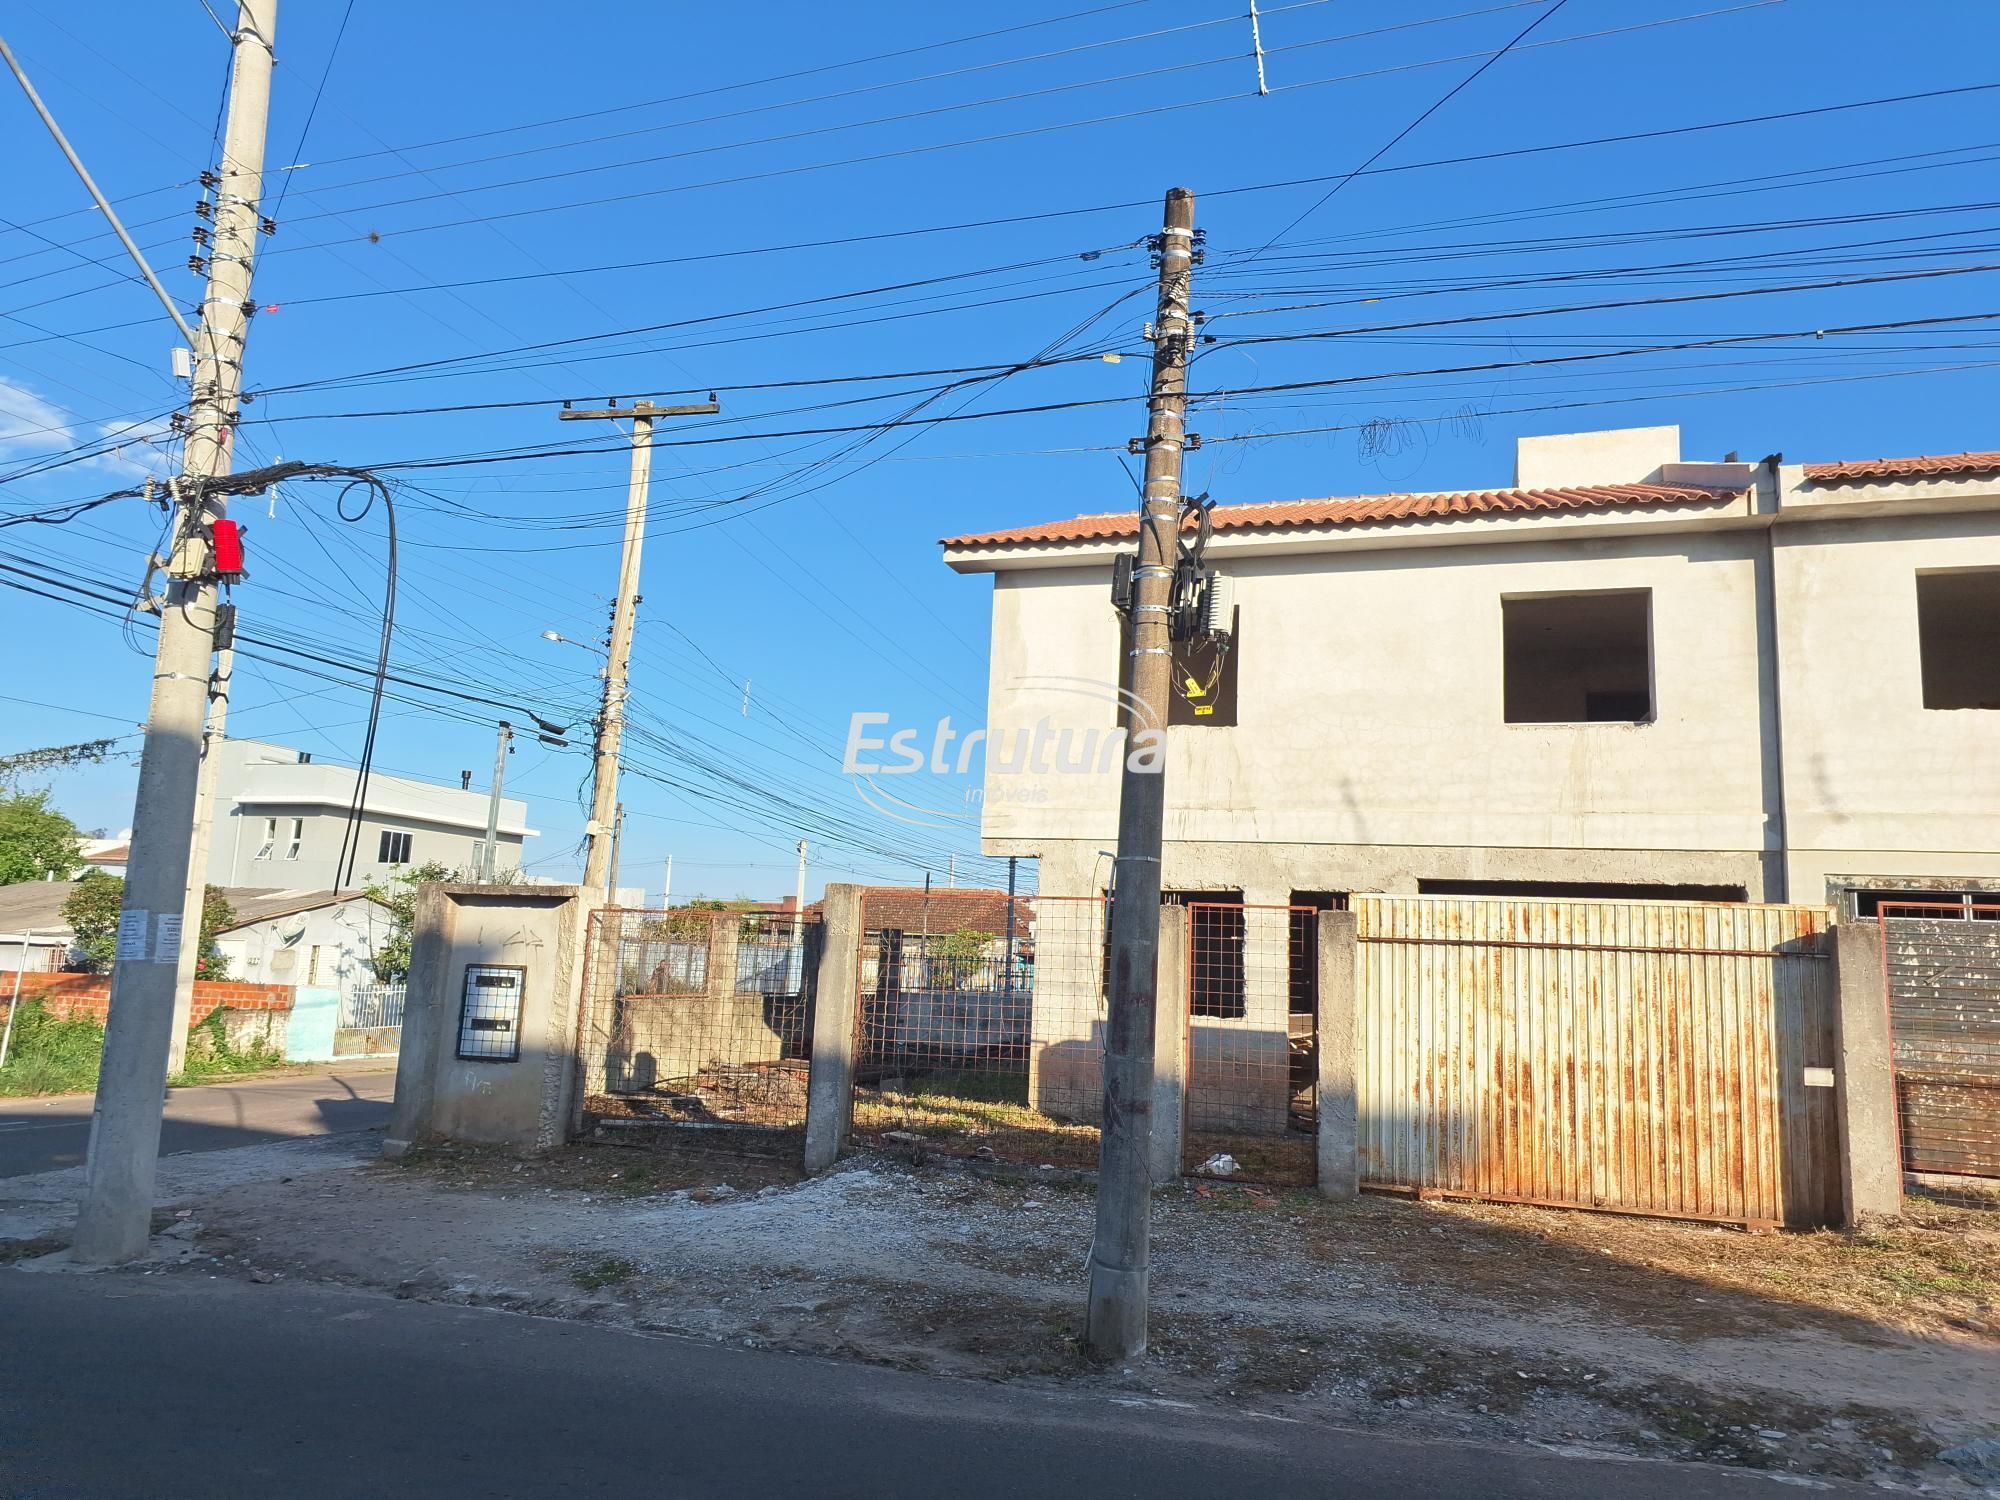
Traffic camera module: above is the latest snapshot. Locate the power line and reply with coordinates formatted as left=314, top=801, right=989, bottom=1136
left=267, top=0, right=356, bottom=213
left=1250, top=0, right=1573, bottom=254
left=0, top=0, right=1788, bottom=305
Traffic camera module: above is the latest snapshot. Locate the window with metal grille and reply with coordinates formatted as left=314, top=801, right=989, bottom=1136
left=1502, top=590, right=1653, bottom=723
left=1853, top=888, right=2000, bottom=920
left=1916, top=570, right=2000, bottom=710
left=377, top=829, right=412, bottom=865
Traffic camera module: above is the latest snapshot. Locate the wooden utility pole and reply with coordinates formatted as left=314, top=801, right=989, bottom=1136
left=73, top=0, right=279, bottom=1265
left=1087, top=187, right=1196, bottom=1359
left=556, top=398, right=717, bottom=893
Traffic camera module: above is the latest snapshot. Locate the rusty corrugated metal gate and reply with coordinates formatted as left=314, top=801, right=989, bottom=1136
left=1354, top=896, right=1841, bottom=1229
left=1880, top=904, right=2000, bottom=1180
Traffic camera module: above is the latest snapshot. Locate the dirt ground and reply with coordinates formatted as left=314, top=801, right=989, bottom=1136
left=50, top=1132, right=1988, bottom=1492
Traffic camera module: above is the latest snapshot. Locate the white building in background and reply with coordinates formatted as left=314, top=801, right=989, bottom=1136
left=78, top=837, right=129, bottom=877
left=209, top=889, right=392, bottom=997
left=942, top=427, right=2000, bottom=918
left=205, top=739, right=537, bottom=890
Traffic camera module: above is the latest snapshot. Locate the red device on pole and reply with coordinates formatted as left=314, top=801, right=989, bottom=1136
left=211, top=518, right=245, bottom=580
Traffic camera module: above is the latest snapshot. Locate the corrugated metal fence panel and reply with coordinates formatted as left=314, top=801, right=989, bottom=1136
left=1354, top=896, right=1838, bottom=1229
left=1882, top=913, right=2000, bottom=1178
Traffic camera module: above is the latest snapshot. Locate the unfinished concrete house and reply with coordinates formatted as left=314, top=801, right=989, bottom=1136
left=940, top=430, right=2000, bottom=1174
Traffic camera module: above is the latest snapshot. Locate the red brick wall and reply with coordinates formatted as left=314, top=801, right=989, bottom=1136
left=0, top=971, right=292, bottom=1026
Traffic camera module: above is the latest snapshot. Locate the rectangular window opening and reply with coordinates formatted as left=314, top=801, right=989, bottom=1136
left=1503, top=590, right=1653, bottom=724
left=1165, top=889, right=1245, bottom=1018
left=283, top=817, right=303, bottom=861
left=1916, top=569, right=2000, bottom=710
left=1417, top=878, right=1747, bottom=902
left=253, top=816, right=277, bottom=861
left=377, top=829, right=413, bottom=866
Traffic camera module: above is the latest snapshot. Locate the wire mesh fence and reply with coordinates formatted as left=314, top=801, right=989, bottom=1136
left=577, top=908, right=817, bottom=1136
left=851, top=889, right=1106, bottom=1168
left=1181, top=901, right=1319, bottom=1187
left=1879, top=903, right=2000, bottom=1212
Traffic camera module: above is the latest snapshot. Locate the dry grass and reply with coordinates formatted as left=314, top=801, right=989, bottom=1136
left=852, top=1077, right=1102, bottom=1169
left=1401, top=1191, right=2000, bottom=1341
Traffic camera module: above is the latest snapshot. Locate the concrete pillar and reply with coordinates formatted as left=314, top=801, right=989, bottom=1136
left=1832, top=921, right=1903, bottom=1224
left=804, top=884, right=864, bottom=1173
left=1149, top=905, right=1189, bottom=1185
left=1316, top=909, right=1360, bottom=1199
left=707, top=913, right=740, bottom=1005
left=382, top=882, right=454, bottom=1158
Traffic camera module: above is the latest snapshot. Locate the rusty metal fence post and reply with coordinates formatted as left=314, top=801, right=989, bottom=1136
left=1316, top=908, right=1359, bottom=1199
left=805, top=884, right=864, bottom=1172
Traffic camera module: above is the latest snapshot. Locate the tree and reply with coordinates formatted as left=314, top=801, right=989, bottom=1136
left=933, top=927, right=996, bottom=989
left=0, top=738, right=116, bottom=790
left=61, top=870, right=123, bottom=971
left=59, top=872, right=236, bottom=976
left=0, top=788, right=84, bottom=886
left=197, top=887, right=236, bottom=980
left=361, top=860, right=456, bottom=981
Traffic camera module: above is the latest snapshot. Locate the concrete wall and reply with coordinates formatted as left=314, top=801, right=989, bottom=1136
left=0, top=974, right=292, bottom=1054
left=980, top=523, right=1775, bottom=901
left=286, top=985, right=340, bottom=1062
left=384, top=884, right=595, bottom=1156
left=961, top=439, right=2000, bottom=910
left=1772, top=508, right=2000, bottom=899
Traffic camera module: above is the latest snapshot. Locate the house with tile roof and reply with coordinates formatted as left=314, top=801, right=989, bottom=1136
left=941, top=425, right=2000, bottom=920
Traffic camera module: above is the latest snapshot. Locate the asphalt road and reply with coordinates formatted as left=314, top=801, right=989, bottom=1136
left=0, top=1064, right=396, bottom=1178
left=0, top=1273, right=1872, bottom=1500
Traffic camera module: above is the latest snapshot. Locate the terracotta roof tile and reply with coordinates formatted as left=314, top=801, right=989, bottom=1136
left=941, top=482, right=1743, bottom=550
left=1800, top=451, right=2000, bottom=483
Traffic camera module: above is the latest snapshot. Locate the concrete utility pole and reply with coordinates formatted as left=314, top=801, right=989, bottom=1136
left=661, top=853, right=673, bottom=911
left=481, top=721, right=513, bottom=882
left=1087, top=186, right=1196, bottom=1359
left=793, top=839, right=807, bottom=923
left=556, top=399, right=718, bottom=894
left=74, top=0, right=279, bottom=1266
left=165, top=624, right=233, bottom=1075
left=608, top=803, right=625, bottom=899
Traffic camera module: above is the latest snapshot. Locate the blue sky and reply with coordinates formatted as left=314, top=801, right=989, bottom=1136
left=3, top=0, right=1998, bottom=902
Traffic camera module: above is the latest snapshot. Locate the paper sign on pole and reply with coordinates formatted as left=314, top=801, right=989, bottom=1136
left=115, top=910, right=150, bottom=963
left=154, top=913, right=183, bottom=963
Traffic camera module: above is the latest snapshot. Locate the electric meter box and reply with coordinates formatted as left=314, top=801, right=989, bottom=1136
left=456, top=964, right=526, bottom=1062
